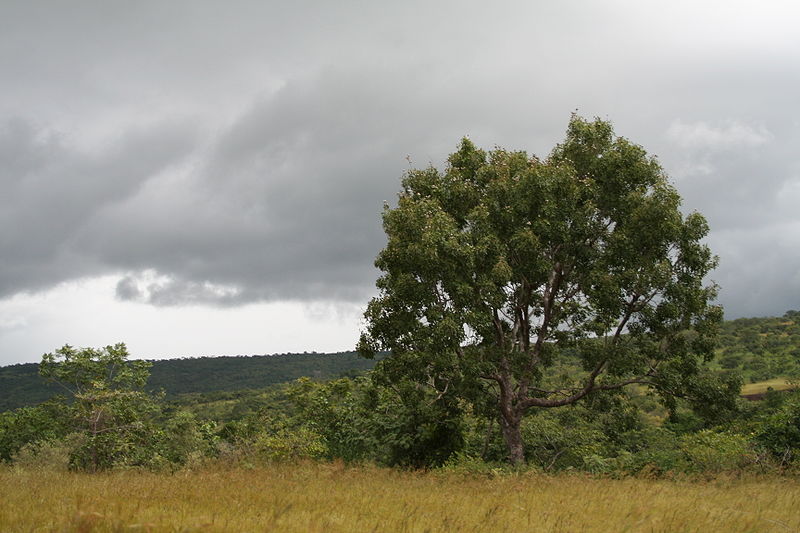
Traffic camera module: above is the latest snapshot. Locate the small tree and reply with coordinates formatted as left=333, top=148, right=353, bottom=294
left=359, top=115, right=728, bottom=465
left=40, top=343, right=158, bottom=470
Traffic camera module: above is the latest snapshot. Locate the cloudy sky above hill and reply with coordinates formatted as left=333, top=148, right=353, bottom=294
left=1, top=0, right=798, bottom=365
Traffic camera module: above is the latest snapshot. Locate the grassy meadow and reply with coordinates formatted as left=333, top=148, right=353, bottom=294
left=741, top=378, right=796, bottom=396
left=2, top=462, right=799, bottom=532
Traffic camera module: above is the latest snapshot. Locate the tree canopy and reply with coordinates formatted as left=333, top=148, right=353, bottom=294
left=359, top=115, right=730, bottom=464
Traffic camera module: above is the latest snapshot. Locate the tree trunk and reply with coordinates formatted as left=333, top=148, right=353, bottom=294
left=499, top=412, right=525, bottom=466
left=481, top=417, right=495, bottom=460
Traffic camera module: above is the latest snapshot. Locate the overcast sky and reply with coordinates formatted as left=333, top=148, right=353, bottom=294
left=1, top=1, right=798, bottom=365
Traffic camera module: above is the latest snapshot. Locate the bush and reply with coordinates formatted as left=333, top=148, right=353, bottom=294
left=12, top=437, right=73, bottom=471
left=287, top=376, right=465, bottom=468
left=755, top=392, right=800, bottom=467
left=617, top=426, right=687, bottom=475
left=158, top=411, right=219, bottom=466
left=521, top=407, right=611, bottom=471
left=66, top=421, right=167, bottom=471
left=679, top=430, right=756, bottom=473
left=253, top=426, right=326, bottom=462
left=0, top=401, right=70, bottom=462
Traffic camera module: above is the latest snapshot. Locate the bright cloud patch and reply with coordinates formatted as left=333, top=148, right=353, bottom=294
left=666, top=119, right=773, bottom=150
left=115, top=270, right=243, bottom=306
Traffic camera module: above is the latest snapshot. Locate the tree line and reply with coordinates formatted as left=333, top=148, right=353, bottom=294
left=1, top=339, right=799, bottom=474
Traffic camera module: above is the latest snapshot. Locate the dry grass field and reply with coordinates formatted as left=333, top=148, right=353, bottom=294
left=2, top=462, right=799, bottom=532
left=741, top=378, right=796, bottom=396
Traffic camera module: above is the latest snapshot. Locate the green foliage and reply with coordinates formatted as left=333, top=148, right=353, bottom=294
left=0, top=363, right=62, bottom=411
left=217, top=407, right=325, bottom=465
left=283, top=377, right=375, bottom=462
left=512, top=393, right=642, bottom=471
left=1, top=344, right=227, bottom=471
left=285, top=376, right=465, bottom=468
left=678, top=430, right=756, bottom=473
left=366, top=381, right=464, bottom=468
left=252, top=426, right=326, bottom=462
left=11, top=437, right=74, bottom=471
left=146, top=351, right=379, bottom=395
left=0, top=400, right=70, bottom=462
left=360, top=115, right=726, bottom=464
left=0, top=306, right=794, bottom=475
left=615, top=426, right=687, bottom=475
left=522, top=410, right=609, bottom=471
left=754, top=391, right=800, bottom=466
left=439, top=452, right=508, bottom=477
left=39, top=344, right=163, bottom=471
left=40, top=343, right=151, bottom=394
left=216, top=374, right=465, bottom=468
left=168, top=383, right=297, bottom=424
left=717, top=311, right=800, bottom=382
left=156, top=411, right=220, bottom=466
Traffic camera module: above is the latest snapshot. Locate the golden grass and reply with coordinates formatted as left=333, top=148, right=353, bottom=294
left=742, top=378, right=796, bottom=395
left=1, top=462, right=799, bottom=532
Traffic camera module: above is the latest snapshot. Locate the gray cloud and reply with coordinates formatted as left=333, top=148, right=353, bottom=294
left=81, top=68, right=459, bottom=304
left=0, top=117, right=198, bottom=297
left=0, top=0, right=799, bottom=319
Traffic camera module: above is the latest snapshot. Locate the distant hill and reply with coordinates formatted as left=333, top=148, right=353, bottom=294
left=0, top=351, right=379, bottom=411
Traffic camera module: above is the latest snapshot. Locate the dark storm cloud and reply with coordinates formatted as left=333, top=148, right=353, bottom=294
left=0, top=117, right=198, bottom=298
left=656, top=117, right=800, bottom=318
left=0, top=0, right=798, bottom=318
left=83, top=68, right=475, bottom=305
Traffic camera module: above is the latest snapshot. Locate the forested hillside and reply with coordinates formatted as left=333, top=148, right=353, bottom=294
left=0, top=351, right=377, bottom=411
left=717, top=310, right=800, bottom=381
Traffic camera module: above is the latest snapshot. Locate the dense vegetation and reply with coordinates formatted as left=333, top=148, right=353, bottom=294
left=1, top=311, right=799, bottom=476
left=0, top=350, right=377, bottom=411
left=3, top=312, right=796, bottom=414
left=717, top=310, right=800, bottom=382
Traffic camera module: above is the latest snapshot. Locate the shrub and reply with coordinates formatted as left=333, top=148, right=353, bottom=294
left=755, top=392, right=800, bottom=467
left=0, top=401, right=70, bottom=462
left=252, top=426, right=326, bottom=462
left=617, top=426, right=687, bottom=475
left=679, top=430, right=756, bottom=473
left=439, top=452, right=509, bottom=477
left=158, top=411, right=219, bottom=465
left=521, top=409, right=609, bottom=471
left=12, top=437, right=73, bottom=471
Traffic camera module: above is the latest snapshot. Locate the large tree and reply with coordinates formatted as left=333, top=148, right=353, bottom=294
left=358, top=115, right=727, bottom=465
